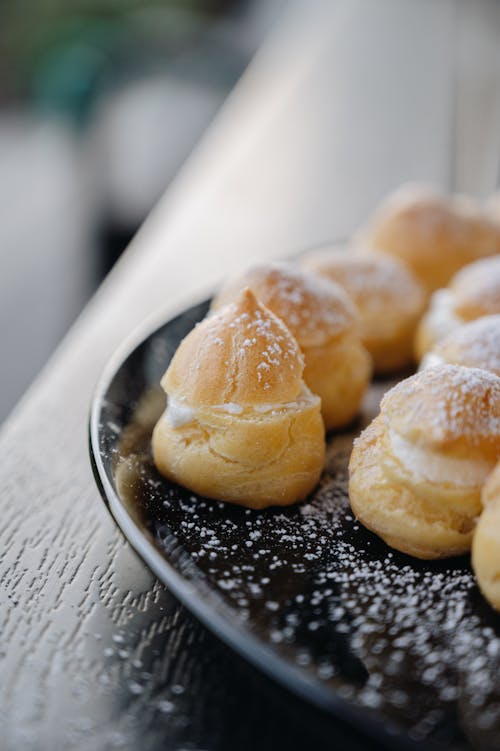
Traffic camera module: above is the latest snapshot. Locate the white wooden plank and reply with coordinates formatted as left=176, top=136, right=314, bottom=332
left=108, top=0, right=457, bottom=324
left=454, top=0, right=500, bottom=196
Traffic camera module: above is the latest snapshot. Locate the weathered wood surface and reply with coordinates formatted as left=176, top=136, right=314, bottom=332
left=2, top=1, right=500, bottom=749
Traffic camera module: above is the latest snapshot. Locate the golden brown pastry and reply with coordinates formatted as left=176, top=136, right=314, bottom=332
left=359, top=184, right=500, bottom=293
left=152, top=288, right=325, bottom=509
left=472, top=462, right=500, bottom=611
left=301, top=249, right=426, bottom=374
left=420, top=315, right=500, bottom=377
left=415, top=256, right=500, bottom=358
left=349, top=365, right=500, bottom=559
left=211, top=262, right=371, bottom=430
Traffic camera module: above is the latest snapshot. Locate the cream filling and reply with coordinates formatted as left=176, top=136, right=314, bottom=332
left=166, top=388, right=316, bottom=428
left=166, top=397, right=196, bottom=428
left=425, top=289, right=461, bottom=341
left=213, top=402, right=244, bottom=415
left=389, top=428, right=494, bottom=487
left=253, top=400, right=299, bottom=413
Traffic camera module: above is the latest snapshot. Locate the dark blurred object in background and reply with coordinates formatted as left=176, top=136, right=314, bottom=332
left=0, top=0, right=285, bottom=423
left=0, top=0, right=237, bottom=107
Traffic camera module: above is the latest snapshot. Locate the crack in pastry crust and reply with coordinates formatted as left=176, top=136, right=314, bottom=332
left=153, top=401, right=324, bottom=508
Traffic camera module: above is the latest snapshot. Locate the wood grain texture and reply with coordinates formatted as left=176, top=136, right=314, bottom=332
left=1, top=1, right=498, bottom=749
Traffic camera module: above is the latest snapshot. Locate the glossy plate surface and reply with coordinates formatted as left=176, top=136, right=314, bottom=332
left=90, top=300, right=500, bottom=751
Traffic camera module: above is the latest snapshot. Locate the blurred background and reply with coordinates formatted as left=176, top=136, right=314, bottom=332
left=0, top=0, right=285, bottom=423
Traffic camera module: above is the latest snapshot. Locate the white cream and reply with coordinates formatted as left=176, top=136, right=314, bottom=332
left=165, top=389, right=316, bottom=428
left=166, top=397, right=196, bottom=428
left=166, top=399, right=245, bottom=426
left=253, top=386, right=317, bottom=413
left=426, top=290, right=461, bottom=341
left=389, top=428, right=494, bottom=487
left=419, top=352, right=445, bottom=371
left=253, top=401, right=299, bottom=413
left=213, top=402, right=244, bottom=415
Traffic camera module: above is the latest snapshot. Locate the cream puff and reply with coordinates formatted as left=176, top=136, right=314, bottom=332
left=301, top=250, right=426, bottom=374
left=152, top=288, right=325, bottom=509
left=349, top=365, right=500, bottom=559
left=472, top=462, right=500, bottom=611
left=415, top=256, right=500, bottom=358
left=211, top=262, right=371, bottom=430
left=359, top=184, right=500, bottom=293
left=420, top=315, right=500, bottom=377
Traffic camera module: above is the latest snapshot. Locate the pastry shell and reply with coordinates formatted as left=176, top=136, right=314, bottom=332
left=360, top=184, right=500, bottom=293
left=420, top=315, right=500, bottom=378
left=153, top=288, right=325, bottom=508
left=472, top=462, right=500, bottom=611
left=415, top=256, right=500, bottom=359
left=349, top=365, right=500, bottom=559
left=211, top=262, right=371, bottom=429
left=302, top=250, right=426, bottom=374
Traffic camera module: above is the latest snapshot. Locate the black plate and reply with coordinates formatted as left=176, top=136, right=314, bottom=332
left=90, top=299, right=500, bottom=751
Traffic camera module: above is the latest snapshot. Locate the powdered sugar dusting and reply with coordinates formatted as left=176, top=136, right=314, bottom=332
left=213, top=262, right=358, bottom=347
left=200, top=289, right=304, bottom=403
left=452, top=256, right=500, bottom=316
left=434, top=315, right=500, bottom=377
left=119, top=386, right=500, bottom=748
left=303, top=251, right=425, bottom=317
left=382, top=364, right=500, bottom=446
left=112, top=303, right=500, bottom=750
left=420, top=289, right=461, bottom=342
left=207, top=298, right=300, bottom=368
